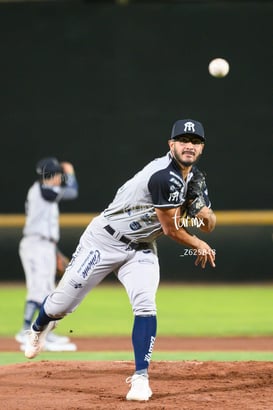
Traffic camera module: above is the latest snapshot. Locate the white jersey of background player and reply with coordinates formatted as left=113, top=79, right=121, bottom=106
left=16, top=157, right=79, bottom=351
left=24, top=119, right=216, bottom=402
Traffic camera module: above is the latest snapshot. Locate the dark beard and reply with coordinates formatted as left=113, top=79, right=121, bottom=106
left=179, top=159, right=195, bottom=167
left=173, top=154, right=200, bottom=168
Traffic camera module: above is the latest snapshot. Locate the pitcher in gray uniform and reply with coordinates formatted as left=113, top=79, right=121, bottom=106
left=16, top=157, right=79, bottom=352
left=24, top=119, right=216, bottom=401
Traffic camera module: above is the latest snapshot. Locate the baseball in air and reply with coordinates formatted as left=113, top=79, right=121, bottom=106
left=208, top=58, right=230, bottom=78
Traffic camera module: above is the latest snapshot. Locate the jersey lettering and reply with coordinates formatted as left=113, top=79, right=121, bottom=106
left=168, top=190, right=179, bottom=202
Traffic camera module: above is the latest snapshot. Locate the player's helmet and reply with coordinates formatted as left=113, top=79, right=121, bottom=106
left=36, top=157, right=63, bottom=179
left=170, top=119, right=205, bottom=142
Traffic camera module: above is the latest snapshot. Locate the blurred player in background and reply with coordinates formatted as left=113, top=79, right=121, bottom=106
left=24, top=119, right=216, bottom=401
left=15, top=157, right=79, bottom=352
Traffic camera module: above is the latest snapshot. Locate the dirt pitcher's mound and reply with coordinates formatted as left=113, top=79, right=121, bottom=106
left=1, top=360, right=273, bottom=409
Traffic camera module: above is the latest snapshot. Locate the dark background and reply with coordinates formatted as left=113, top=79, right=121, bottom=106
left=0, top=0, right=272, bottom=281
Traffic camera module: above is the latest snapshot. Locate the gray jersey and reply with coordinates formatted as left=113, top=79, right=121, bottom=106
left=102, top=152, right=204, bottom=243
left=23, top=175, right=78, bottom=242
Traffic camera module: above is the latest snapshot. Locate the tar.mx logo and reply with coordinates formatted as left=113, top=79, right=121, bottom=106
left=173, top=208, right=205, bottom=230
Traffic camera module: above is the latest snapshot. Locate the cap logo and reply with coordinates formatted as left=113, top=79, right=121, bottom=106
left=184, top=121, right=195, bottom=133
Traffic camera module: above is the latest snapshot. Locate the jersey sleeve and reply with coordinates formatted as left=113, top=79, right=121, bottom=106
left=148, top=170, right=183, bottom=208
left=60, top=173, right=79, bottom=200
left=40, top=185, right=60, bottom=202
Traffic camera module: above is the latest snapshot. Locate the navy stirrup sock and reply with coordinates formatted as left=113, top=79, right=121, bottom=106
left=32, top=303, right=53, bottom=331
left=132, top=315, right=157, bottom=372
left=23, top=300, right=41, bottom=329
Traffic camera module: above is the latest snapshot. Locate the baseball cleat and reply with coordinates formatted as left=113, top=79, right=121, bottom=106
left=43, top=341, right=77, bottom=352
left=20, top=341, right=77, bottom=352
left=24, top=321, right=57, bottom=359
left=15, top=329, right=28, bottom=344
left=46, top=332, right=70, bottom=344
left=16, top=329, right=70, bottom=345
left=126, top=374, right=152, bottom=401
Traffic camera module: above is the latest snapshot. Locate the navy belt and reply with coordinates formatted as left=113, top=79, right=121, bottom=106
left=104, top=225, right=149, bottom=251
left=41, top=236, right=56, bottom=244
left=24, top=235, right=56, bottom=244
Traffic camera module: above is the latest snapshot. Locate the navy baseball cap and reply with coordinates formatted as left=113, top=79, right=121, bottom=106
left=170, top=119, right=205, bottom=142
left=36, top=157, right=63, bottom=178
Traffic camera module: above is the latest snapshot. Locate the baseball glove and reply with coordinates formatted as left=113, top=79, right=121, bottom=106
left=56, top=249, right=70, bottom=277
left=185, top=168, right=209, bottom=217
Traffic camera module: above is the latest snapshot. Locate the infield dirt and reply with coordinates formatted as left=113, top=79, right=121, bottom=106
left=1, top=336, right=273, bottom=409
